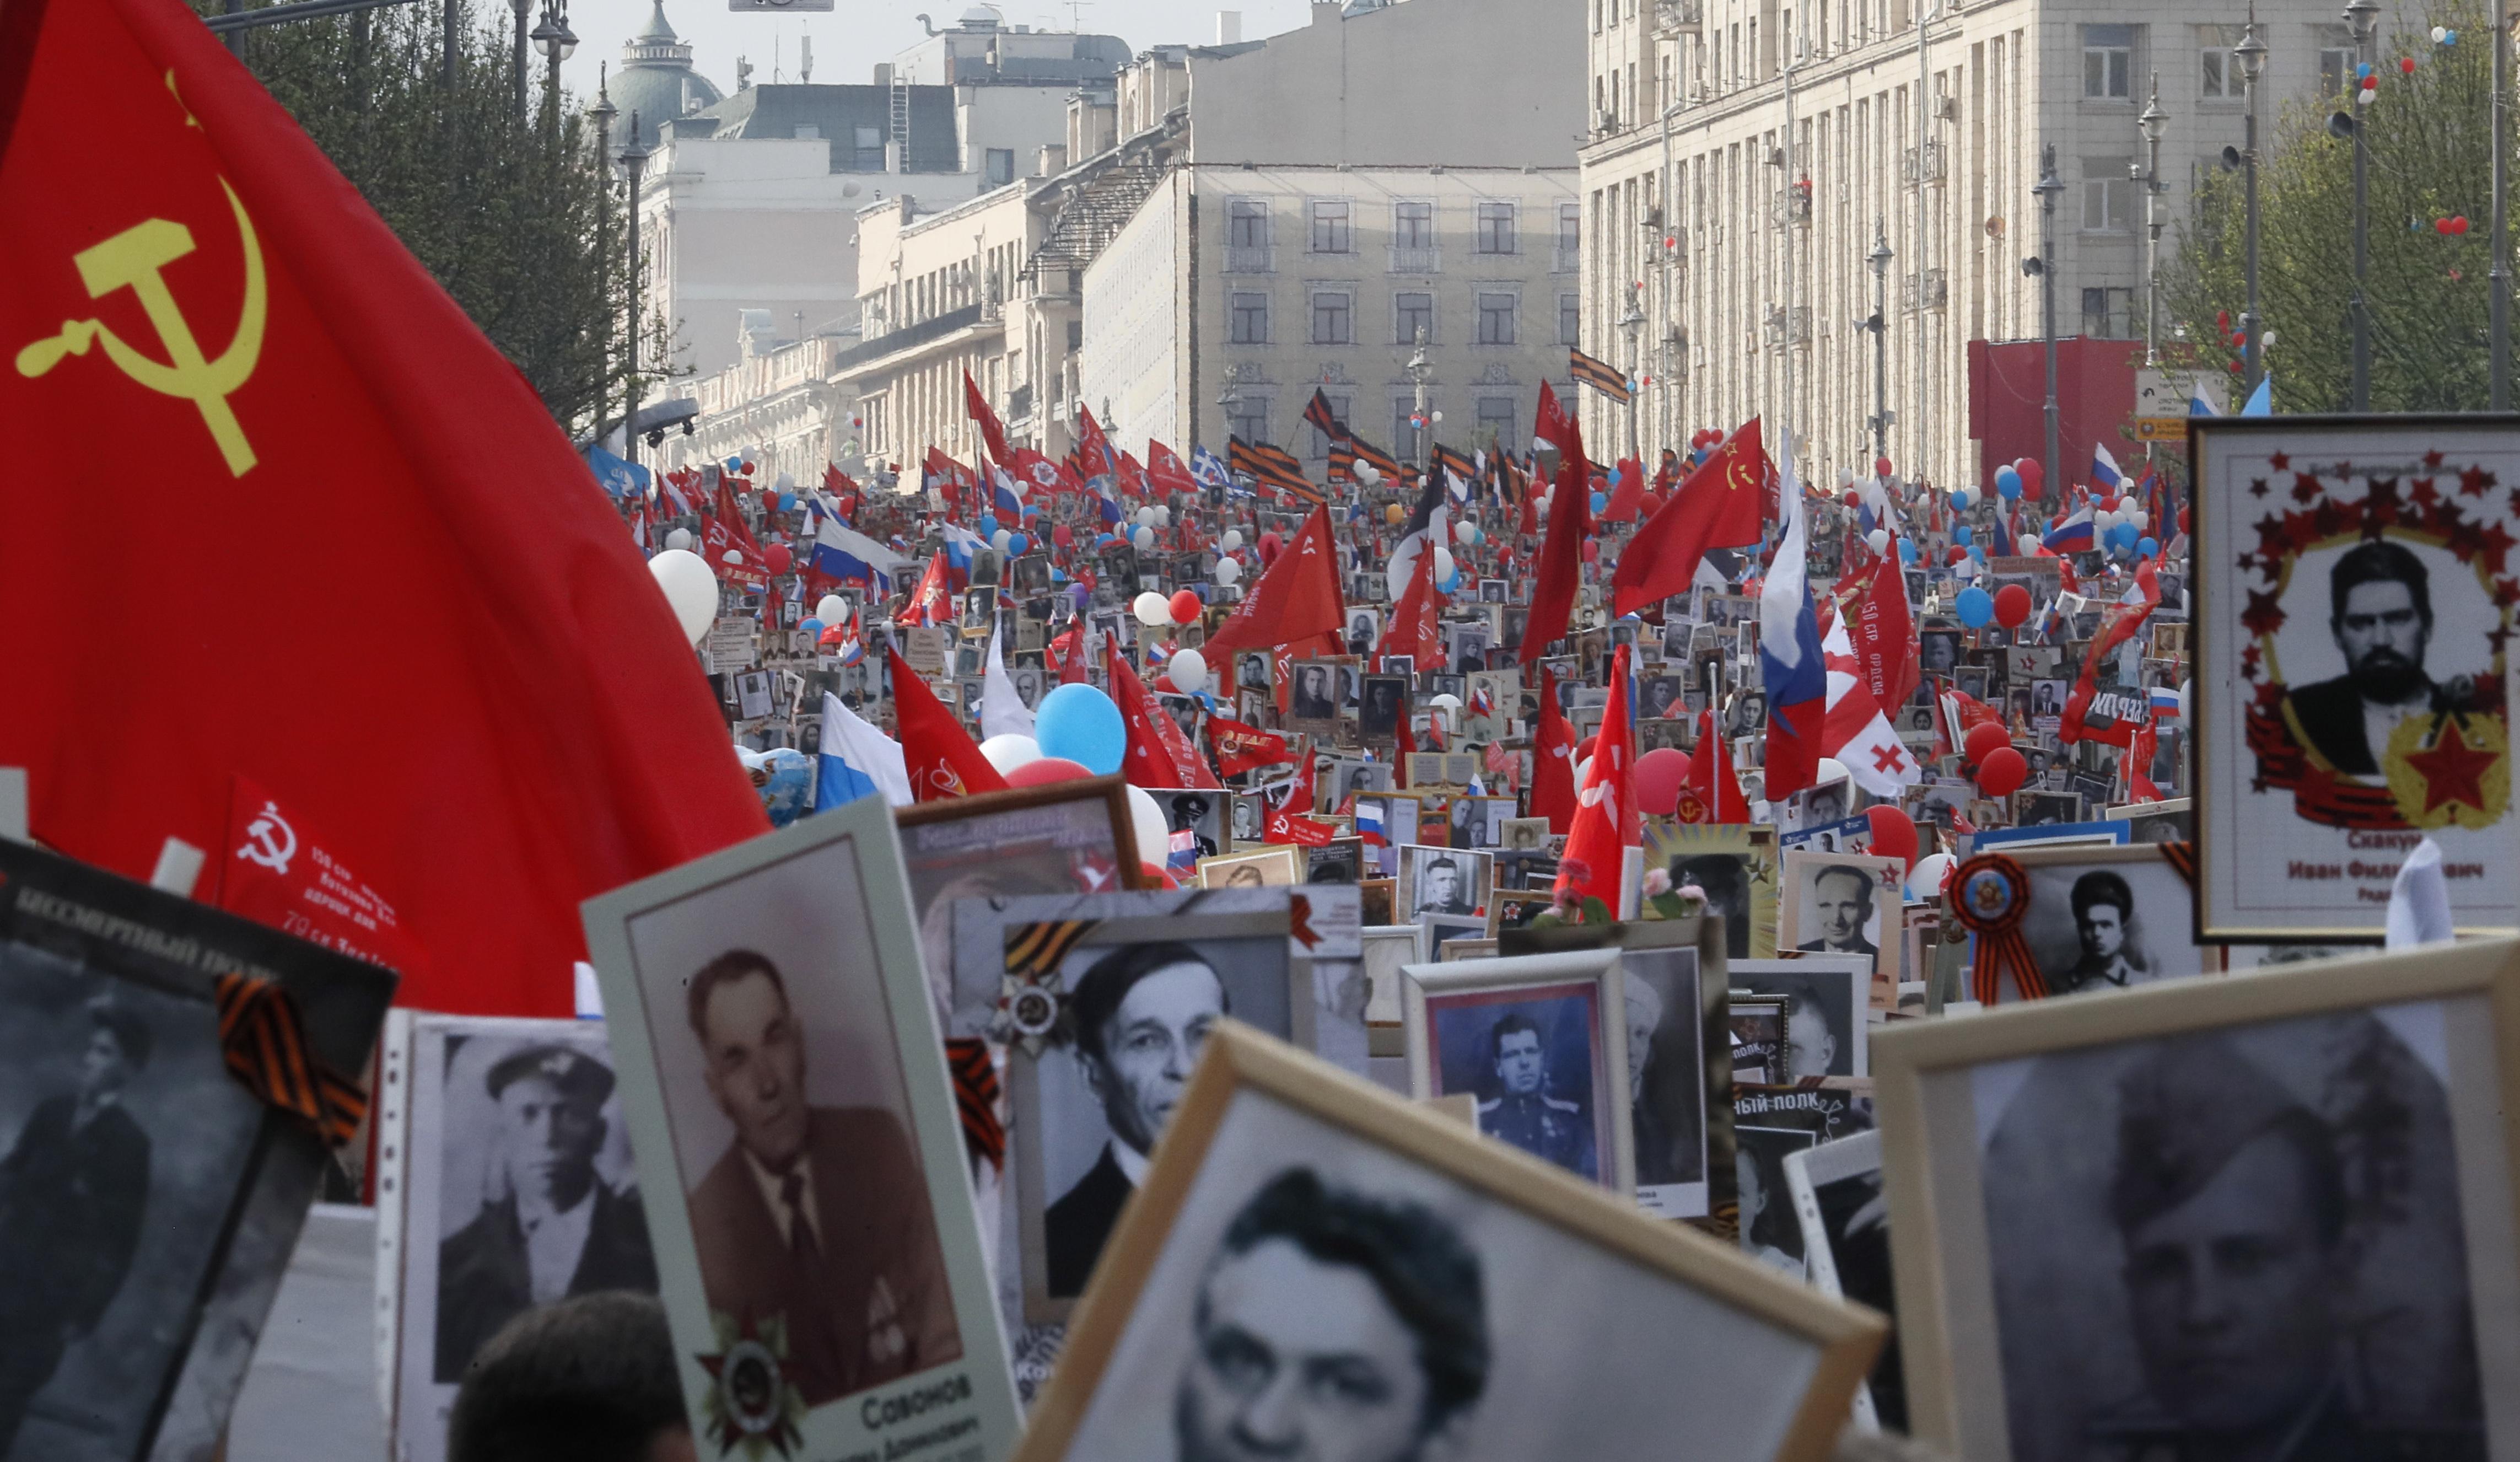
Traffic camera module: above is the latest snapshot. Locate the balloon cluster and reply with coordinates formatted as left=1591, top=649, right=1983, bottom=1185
left=2435, top=215, right=2474, bottom=235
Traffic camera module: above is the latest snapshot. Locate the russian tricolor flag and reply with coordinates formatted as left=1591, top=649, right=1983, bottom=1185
left=811, top=520, right=904, bottom=590
left=2150, top=686, right=2181, bottom=720
left=1355, top=798, right=1387, bottom=846
left=2042, top=504, right=2096, bottom=553
left=2091, top=442, right=2125, bottom=493
left=1758, top=442, right=1827, bottom=799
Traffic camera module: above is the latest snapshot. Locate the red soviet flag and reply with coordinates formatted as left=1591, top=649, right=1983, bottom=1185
left=887, top=650, right=1008, bottom=801
left=1610, top=417, right=1770, bottom=617
left=1520, top=383, right=1592, bottom=663
left=1104, top=641, right=1194, bottom=788
left=1528, top=665, right=1581, bottom=834
left=1556, top=644, right=1639, bottom=910
left=0, top=0, right=764, bottom=1015
left=1204, top=503, right=1345, bottom=654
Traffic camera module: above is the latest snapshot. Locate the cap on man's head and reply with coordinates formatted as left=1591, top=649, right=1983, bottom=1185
left=487, top=1045, right=616, bottom=1106
left=2109, top=1032, right=2324, bottom=1235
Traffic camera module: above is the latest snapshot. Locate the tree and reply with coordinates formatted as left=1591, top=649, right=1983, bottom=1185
left=204, top=0, right=664, bottom=433
left=2161, top=0, right=2507, bottom=412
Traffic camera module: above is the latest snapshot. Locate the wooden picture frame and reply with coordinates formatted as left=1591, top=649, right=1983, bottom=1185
left=1876, top=941, right=2520, bottom=1460
left=1359, top=877, right=1397, bottom=926
left=1196, top=845, right=1305, bottom=889
left=1778, top=850, right=1905, bottom=988
left=1361, top=923, right=1426, bottom=1057
left=1401, top=950, right=1636, bottom=1195
left=1643, top=819, right=1781, bottom=961
left=1970, top=843, right=2220, bottom=1003
left=1011, top=1024, right=1886, bottom=1462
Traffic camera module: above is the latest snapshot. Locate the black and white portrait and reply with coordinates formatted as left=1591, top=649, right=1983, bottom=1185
left=1421, top=984, right=1609, bottom=1185
left=1290, top=662, right=1339, bottom=723
left=1398, top=845, right=1491, bottom=918
left=1786, top=1133, right=1904, bottom=1432
left=1782, top=852, right=1900, bottom=988
left=1157, top=691, right=1203, bottom=745
left=1236, top=651, right=1272, bottom=693
left=1728, top=959, right=1867, bottom=1079
left=1639, top=675, right=1688, bottom=721
left=1647, top=824, right=1779, bottom=961
left=1346, top=609, right=1380, bottom=657
left=1918, top=630, right=1962, bottom=677
left=1157, top=789, right=1224, bottom=861
left=2013, top=850, right=2209, bottom=999
left=1011, top=666, right=1046, bottom=709
left=1734, top=1126, right=1819, bottom=1277
left=1620, top=948, right=1708, bottom=1219
left=1359, top=675, right=1408, bottom=740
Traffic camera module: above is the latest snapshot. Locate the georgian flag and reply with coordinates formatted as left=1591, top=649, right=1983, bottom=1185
left=1819, top=610, right=1921, bottom=797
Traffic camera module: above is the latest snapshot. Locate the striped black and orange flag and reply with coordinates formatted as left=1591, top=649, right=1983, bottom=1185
left=1569, top=346, right=1634, bottom=404
left=1230, top=437, right=1325, bottom=503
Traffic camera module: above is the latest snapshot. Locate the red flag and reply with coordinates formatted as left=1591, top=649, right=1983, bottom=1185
left=1145, top=440, right=1198, bottom=497
left=962, top=369, right=1014, bottom=470
left=1679, top=709, right=1754, bottom=824
left=1209, top=717, right=1292, bottom=777
left=1262, top=749, right=1334, bottom=845
left=902, top=551, right=951, bottom=626
left=887, top=650, right=1008, bottom=800
left=1845, top=550, right=1919, bottom=716
left=1104, top=641, right=1193, bottom=787
left=1520, top=383, right=1591, bottom=663
left=1380, top=535, right=1444, bottom=665
left=0, top=0, right=765, bottom=1015
left=1599, top=457, right=1647, bottom=523
left=704, top=479, right=771, bottom=586
left=2125, top=712, right=2165, bottom=803
left=1609, top=417, right=1768, bottom=617
left=1528, top=666, right=1580, bottom=833
left=1204, top=504, right=1346, bottom=654
left=2060, top=561, right=2164, bottom=748
left=1557, top=645, right=1639, bottom=909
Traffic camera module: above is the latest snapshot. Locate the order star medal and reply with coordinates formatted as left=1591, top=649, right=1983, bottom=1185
left=696, top=1312, right=808, bottom=1459
left=2383, top=711, right=2510, bottom=831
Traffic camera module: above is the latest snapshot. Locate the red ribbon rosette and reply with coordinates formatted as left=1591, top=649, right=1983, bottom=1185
left=1950, top=854, right=2049, bottom=1006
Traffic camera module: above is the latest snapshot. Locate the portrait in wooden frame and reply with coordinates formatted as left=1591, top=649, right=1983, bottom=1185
left=1196, top=845, right=1305, bottom=890
left=1011, top=1024, right=1886, bottom=1462
left=1359, top=877, right=1397, bottom=926
left=1643, top=819, right=1781, bottom=960
left=1401, top=950, right=1635, bottom=1195
left=1779, top=850, right=1904, bottom=987
left=1876, top=940, right=2520, bottom=1461
left=1484, top=888, right=1559, bottom=938
left=1983, top=843, right=2220, bottom=1003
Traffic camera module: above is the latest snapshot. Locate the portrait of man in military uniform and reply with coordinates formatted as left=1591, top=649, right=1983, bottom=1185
left=433, top=1041, right=658, bottom=1382
left=1472, top=1013, right=1597, bottom=1182
left=2058, top=872, right=2148, bottom=992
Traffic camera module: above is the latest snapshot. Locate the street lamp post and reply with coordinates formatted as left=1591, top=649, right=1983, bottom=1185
left=1866, top=218, right=1892, bottom=463
left=619, top=120, right=650, bottom=473
left=1405, top=327, right=1433, bottom=476
left=2236, top=8, right=2269, bottom=396
left=531, top=2, right=575, bottom=133
left=2032, top=148, right=2064, bottom=502
left=2344, top=0, right=2377, bottom=409
left=508, top=0, right=532, bottom=121
left=589, top=72, right=617, bottom=452
left=1619, top=287, right=1646, bottom=464
left=2136, top=75, right=2168, bottom=370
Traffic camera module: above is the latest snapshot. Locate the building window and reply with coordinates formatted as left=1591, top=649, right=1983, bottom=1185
left=986, top=148, right=1016, bottom=187
left=2318, top=26, right=2355, bottom=96
left=2199, top=25, right=2241, bottom=99
left=2083, top=24, right=2133, bottom=99
left=853, top=124, right=884, bottom=170
left=1311, top=290, right=1354, bottom=345
left=2081, top=286, right=2135, bottom=337
left=1310, top=198, right=1352, bottom=254
left=1229, top=198, right=1271, bottom=249
left=2082, top=159, right=2132, bottom=230
left=1476, top=201, right=1518, bottom=255
left=1558, top=201, right=1581, bottom=271
left=1310, top=395, right=1352, bottom=457
left=1476, top=397, right=1517, bottom=450
left=1230, top=291, right=1270, bottom=344
left=1229, top=397, right=1270, bottom=444
left=1477, top=291, right=1518, bottom=345
left=1559, top=293, right=1582, bottom=345
left=1395, top=291, right=1435, bottom=344
left=1394, top=201, right=1435, bottom=250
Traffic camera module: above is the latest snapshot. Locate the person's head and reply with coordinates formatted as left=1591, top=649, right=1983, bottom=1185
left=447, top=1292, right=694, bottom=1462
left=2072, top=870, right=2136, bottom=966
left=1509, top=824, right=1539, bottom=849
left=1421, top=858, right=1461, bottom=907
left=1810, top=865, right=1875, bottom=948
left=1622, top=973, right=1662, bottom=1104
left=2328, top=541, right=2433, bottom=700
left=688, top=952, right=809, bottom=1170
left=486, top=1046, right=612, bottom=1209
left=1177, top=1167, right=1487, bottom=1462
left=1780, top=989, right=1839, bottom=1081
left=1302, top=666, right=1328, bottom=698
left=1489, top=1014, right=1544, bottom=1096
left=2113, top=1039, right=2350, bottom=1440
left=1070, top=942, right=1229, bottom=1157
left=80, top=998, right=150, bottom=1104
left=1172, top=795, right=1211, bottom=832
left=1807, top=784, right=1845, bottom=823
left=1921, top=635, right=1956, bottom=670
left=1226, top=863, right=1267, bottom=888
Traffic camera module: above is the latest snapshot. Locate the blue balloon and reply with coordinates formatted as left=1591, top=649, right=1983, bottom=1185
left=1591, top=491, right=1609, bottom=514
left=978, top=513, right=1000, bottom=536
left=1096, top=533, right=1116, bottom=547
left=1051, top=566, right=1068, bottom=582
left=800, top=617, right=824, bottom=639
left=1897, top=537, right=1920, bottom=563
left=1036, top=685, right=1128, bottom=776
left=1008, top=533, right=1030, bottom=555
left=777, top=492, right=798, bottom=512
left=1950, top=489, right=1971, bottom=511
left=724, top=456, right=745, bottom=473
left=1995, top=466, right=2023, bottom=499
left=1437, top=561, right=1462, bottom=594
left=2137, top=535, right=2161, bottom=557
left=1955, top=585, right=1995, bottom=628
left=1955, top=525, right=1974, bottom=546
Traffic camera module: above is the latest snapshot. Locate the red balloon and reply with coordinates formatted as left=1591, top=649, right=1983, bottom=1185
left=1258, top=531, right=1283, bottom=565
left=2401, top=55, right=2417, bottom=72
left=1993, top=583, right=2033, bottom=628
left=1581, top=539, right=1601, bottom=562
left=2016, top=458, right=2044, bottom=494
left=1005, top=757, right=1093, bottom=787
left=1636, top=748, right=1691, bottom=816
left=1977, top=746, right=2028, bottom=798
left=1865, top=805, right=1919, bottom=868
left=762, top=544, right=792, bottom=576
left=1964, top=721, right=2013, bottom=765
left=1169, top=589, right=1203, bottom=624
left=1874, top=456, right=1894, bottom=479
left=1053, top=524, right=1075, bottom=546
left=1946, top=546, right=1970, bottom=566
left=1841, top=489, right=1862, bottom=507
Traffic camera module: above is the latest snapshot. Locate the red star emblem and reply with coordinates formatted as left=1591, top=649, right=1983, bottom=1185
left=2463, top=464, right=2497, bottom=496
left=2270, top=452, right=2291, bottom=470
left=2241, top=588, right=2287, bottom=636
left=2403, top=720, right=2498, bottom=816
left=2410, top=477, right=2441, bottom=508
left=2292, top=474, right=2324, bottom=504
left=2425, top=449, right=2447, bottom=468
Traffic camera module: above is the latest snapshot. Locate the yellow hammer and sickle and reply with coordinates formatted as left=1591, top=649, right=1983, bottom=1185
left=14, top=176, right=267, bottom=476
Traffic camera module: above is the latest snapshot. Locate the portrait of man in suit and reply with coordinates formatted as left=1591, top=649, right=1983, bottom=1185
left=680, top=952, right=960, bottom=1407
left=434, top=1043, right=657, bottom=1381
left=1292, top=665, right=1336, bottom=721
left=0, top=999, right=152, bottom=1453
left=1045, top=943, right=1230, bottom=1298
left=1796, top=864, right=1878, bottom=958
left=2285, top=541, right=2440, bottom=778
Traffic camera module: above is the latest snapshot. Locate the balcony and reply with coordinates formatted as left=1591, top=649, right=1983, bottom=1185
left=1901, top=268, right=1949, bottom=313
left=1763, top=304, right=1812, bottom=347
left=1769, top=185, right=1812, bottom=227
left=1900, top=142, right=1948, bottom=189
left=1654, top=0, right=1703, bottom=33
left=1224, top=244, right=1274, bottom=274
left=1387, top=245, right=1441, bottom=275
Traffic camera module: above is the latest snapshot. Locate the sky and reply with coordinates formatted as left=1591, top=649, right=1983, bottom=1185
left=556, top=0, right=1313, bottom=110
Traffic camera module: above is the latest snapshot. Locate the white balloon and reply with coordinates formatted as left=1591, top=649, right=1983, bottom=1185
left=1221, top=529, right=1245, bottom=551
left=647, top=549, right=719, bottom=647
left=1430, top=692, right=1462, bottom=710
left=1137, top=506, right=1159, bottom=528
left=2129, top=509, right=2149, bottom=531
left=1215, top=557, right=1243, bottom=585
left=1156, top=506, right=1173, bottom=527
left=1817, top=757, right=1848, bottom=787
left=980, top=734, right=1042, bottom=773
left=1434, top=547, right=1456, bottom=583
left=774, top=471, right=796, bottom=492
left=1169, top=648, right=1209, bottom=695
left=1959, top=486, right=1980, bottom=508
left=1133, top=525, right=1156, bottom=550
left=1574, top=755, right=1593, bottom=787
left=1125, top=785, right=1171, bottom=874
left=1134, top=590, right=1173, bottom=627
left=1355, top=463, right=1382, bottom=486
left=1456, top=520, right=1479, bottom=545
left=664, top=526, right=694, bottom=551
left=992, top=528, right=1013, bottom=551
left=1906, top=852, right=1957, bottom=901
left=815, top=594, right=848, bottom=625
left=1866, top=528, right=1892, bottom=553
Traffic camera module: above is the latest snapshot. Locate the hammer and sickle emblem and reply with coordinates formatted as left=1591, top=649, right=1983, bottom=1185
left=14, top=177, right=268, bottom=477
left=238, top=800, right=298, bottom=874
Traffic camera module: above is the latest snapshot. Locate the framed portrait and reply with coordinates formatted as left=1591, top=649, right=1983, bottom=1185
left=1197, top=845, right=1304, bottom=889
left=1232, top=649, right=1273, bottom=694
left=1343, top=607, right=1381, bottom=657
left=1484, top=888, right=1559, bottom=938
left=1359, top=878, right=1397, bottom=926
left=1397, top=844, right=1493, bottom=921
left=1782, top=778, right=1855, bottom=834
left=1729, top=956, right=1873, bottom=1080
left=1433, top=927, right=1495, bottom=960
left=2193, top=416, right=2520, bottom=940
left=1645, top=821, right=1780, bottom=960
left=1499, top=816, right=1554, bottom=853
left=1358, top=674, right=1410, bottom=741
left=1406, top=751, right=1468, bottom=789
left=1360, top=923, right=1426, bottom=1059
left=1286, top=658, right=1344, bottom=729
left=894, top=777, right=1143, bottom=1039
left=1616, top=932, right=1717, bottom=1221
left=0, top=841, right=396, bottom=1462
left=1451, top=794, right=1520, bottom=850
left=2101, top=796, right=2191, bottom=847
left=1304, top=836, right=1366, bottom=885
left=1147, top=787, right=1226, bottom=869
left=579, top=799, right=1020, bottom=1457
left=1401, top=951, right=1633, bottom=1192
left=1780, top=814, right=1875, bottom=858
left=1735, top=1124, right=1821, bottom=1276
left=381, top=1015, right=655, bottom=1462
left=1971, top=820, right=2130, bottom=853
left=1964, top=843, right=2220, bottom=1003
left=970, top=892, right=1312, bottom=1323
left=1011, top=1024, right=1885, bottom=1462
left=1876, top=940, right=2520, bottom=1461
left=1730, top=993, right=1789, bottom=1085
left=1784, top=1131, right=1904, bottom=1433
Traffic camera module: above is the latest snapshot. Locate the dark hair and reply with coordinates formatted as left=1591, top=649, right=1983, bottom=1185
left=1813, top=863, right=1874, bottom=902
left=1425, top=856, right=1460, bottom=878
left=685, top=950, right=788, bottom=1046
left=1068, top=941, right=1224, bottom=1065
left=446, top=1292, right=687, bottom=1462
left=2071, top=870, right=2135, bottom=922
left=86, top=998, right=152, bottom=1071
left=1487, top=1012, right=1541, bottom=1064
left=2329, top=540, right=2432, bottom=628
left=1674, top=854, right=1749, bottom=910
left=1209, top=1167, right=1488, bottom=1435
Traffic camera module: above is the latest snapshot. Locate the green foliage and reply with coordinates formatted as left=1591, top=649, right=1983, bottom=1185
left=204, top=0, right=656, bottom=430
left=2161, top=0, right=2508, bottom=411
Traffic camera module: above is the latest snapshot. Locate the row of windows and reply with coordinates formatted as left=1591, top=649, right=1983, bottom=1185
left=1226, top=289, right=1584, bottom=348
left=1224, top=396, right=1528, bottom=456
left=2081, top=22, right=2359, bottom=102
left=1225, top=197, right=1581, bottom=258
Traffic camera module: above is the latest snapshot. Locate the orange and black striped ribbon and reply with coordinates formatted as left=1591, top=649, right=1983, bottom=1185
left=2158, top=840, right=2197, bottom=888
left=214, top=972, right=366, bottom=1147
left=944, top=1038, right=1005, bottom=1169
left=1004, top=918, right=1098, bottom=981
